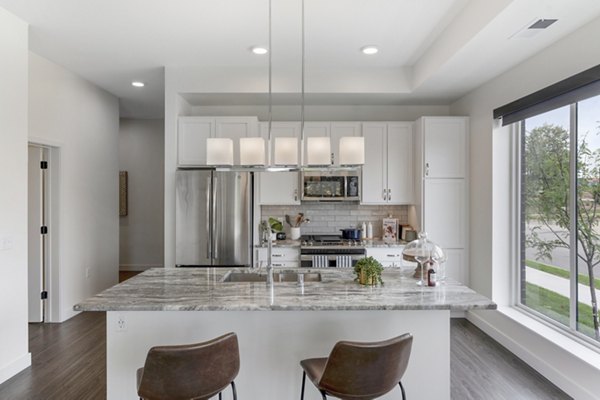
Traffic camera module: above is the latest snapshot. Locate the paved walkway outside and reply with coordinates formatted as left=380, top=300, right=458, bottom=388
left=525, top=266, right=600, bottom=304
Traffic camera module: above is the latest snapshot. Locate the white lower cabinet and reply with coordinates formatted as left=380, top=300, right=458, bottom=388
left=365, top=247, right=407, bottom=268
left=255, top=247, right=300, bottom=268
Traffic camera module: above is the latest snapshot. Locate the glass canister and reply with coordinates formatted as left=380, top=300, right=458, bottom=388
left=402, top=232, right=446, bottom=286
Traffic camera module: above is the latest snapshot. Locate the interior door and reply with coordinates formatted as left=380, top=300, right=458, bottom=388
left=28, top=145, right=46, bottom=322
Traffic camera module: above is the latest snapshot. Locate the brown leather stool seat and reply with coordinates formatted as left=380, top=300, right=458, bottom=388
left=137, top=332, right=240, bottom=400
left=300, top=333, right=413, bottom=400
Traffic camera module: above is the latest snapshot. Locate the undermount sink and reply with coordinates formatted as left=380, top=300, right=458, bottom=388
left=222, top=271, right=322, bottom=283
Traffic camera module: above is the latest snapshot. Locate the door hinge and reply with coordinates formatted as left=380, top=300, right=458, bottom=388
left=41, top=226, right=48, bottom=235
left=40, top=161, right=48, bottom=169
left=41, top=291, right=48, bottom=300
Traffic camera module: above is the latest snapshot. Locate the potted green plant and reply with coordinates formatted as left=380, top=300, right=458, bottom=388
left=353, top=256, right=384, bottom=286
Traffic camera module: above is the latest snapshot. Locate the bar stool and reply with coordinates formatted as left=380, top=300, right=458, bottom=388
left=300, top=333, right=413, bottom=400
left=137, top=332, right=240, bottom=400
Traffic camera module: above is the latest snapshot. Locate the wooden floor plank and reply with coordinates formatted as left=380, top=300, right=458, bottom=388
left=0, top=314, right=571, bottom=399
left=450, top=318, right=571, bottom=400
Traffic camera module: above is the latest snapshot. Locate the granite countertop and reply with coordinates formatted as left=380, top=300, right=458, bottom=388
left=74, top=268, right=496, bottom=312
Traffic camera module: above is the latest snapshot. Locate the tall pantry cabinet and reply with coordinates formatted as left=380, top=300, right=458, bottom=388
left=413, top=117, right=468, bottom=284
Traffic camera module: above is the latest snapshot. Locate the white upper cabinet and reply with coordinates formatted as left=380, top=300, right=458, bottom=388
left=361, top=122, right=413, bottom=205
left=178, top=117, right=215, bottom=166
left=177, top=116, right=258, bottom=166
left=362, top=123, right=388, bottom=204
left=422, top=117, right=467, bottom=178
left=258, top=171, right=300, bottom=205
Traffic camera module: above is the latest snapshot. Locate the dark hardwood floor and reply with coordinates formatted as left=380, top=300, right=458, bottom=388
left=0, top=314, right=571, bottom=399
left=0, top=312, right=106, bottom=400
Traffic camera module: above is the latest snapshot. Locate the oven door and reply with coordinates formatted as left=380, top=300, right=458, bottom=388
left=301, top=253, right=364, bottom=268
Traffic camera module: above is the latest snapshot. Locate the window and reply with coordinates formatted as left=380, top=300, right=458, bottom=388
left=519, top=94, right=600, bottom=344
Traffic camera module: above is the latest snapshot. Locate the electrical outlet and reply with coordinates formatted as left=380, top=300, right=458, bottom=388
left=0, top=236, right=14, bottom=251
left=116, top=315, right=127, bottom=332
left=85, top=267, right=91, bottom=279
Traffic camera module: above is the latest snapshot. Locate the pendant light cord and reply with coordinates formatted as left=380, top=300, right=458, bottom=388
left=268, top=0, right=272, bottom=143
left=300, top=0, right=305, bottom=142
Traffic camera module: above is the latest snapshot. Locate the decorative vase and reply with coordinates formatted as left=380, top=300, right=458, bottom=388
left=290, top=227, right=301, bottom=240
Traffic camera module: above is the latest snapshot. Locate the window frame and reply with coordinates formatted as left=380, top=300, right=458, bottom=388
left=512, top=102, right=600, bottom=349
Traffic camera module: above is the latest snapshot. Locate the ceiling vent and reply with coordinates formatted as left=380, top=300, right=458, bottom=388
left=510, top=18, right=558, bottom=39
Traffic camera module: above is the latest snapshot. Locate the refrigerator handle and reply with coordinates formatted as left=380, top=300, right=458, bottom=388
left=206, top=176, right=211, bottom=259
left=212, top=176, right=218, bottom=259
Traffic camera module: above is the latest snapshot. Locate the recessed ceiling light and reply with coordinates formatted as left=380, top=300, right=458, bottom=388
left=131, top=81, right=145, bottom=88
left=251, top=46, right=268, bottom=55
left=361, top=46, right=379, bottom=55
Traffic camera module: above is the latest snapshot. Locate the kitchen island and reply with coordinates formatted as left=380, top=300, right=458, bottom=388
left=75, top=268, right=495, bottom=399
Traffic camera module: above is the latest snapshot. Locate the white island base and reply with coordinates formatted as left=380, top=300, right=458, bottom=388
left=107, top=310, right=450, bottom=400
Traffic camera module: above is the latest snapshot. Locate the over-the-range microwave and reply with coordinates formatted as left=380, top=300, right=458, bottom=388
left=301, top=169, right=360, bottom=201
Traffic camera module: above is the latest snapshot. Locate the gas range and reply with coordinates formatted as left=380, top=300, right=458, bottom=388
left=300, top=234, right=366, bottom=268
left=300, top=234, right=364, bottom=249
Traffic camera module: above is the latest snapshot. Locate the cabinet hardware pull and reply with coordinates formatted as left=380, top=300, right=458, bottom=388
left=382, top=189, right=386, bottom=201
left=294, top=189, right=298, bottom=202
left=272, top=254, right=283, bottom=257
left=425, top=162, right=430, bottom=176
left=388, top=188, right=391, bottom=201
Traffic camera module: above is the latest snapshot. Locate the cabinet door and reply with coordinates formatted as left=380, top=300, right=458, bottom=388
left=423, top=117, right=467, bottom=178
left=178, top=117, right=215, bottom=166
left=216, top=117, right=259, bottom=166
left=386, top=122, right=414, bottom=204
left=258, top=171, right=300, bottom=205
left=443, top=248, right=466, bottom=285
left=330, top=122, right=361, bottom=165
left=361, top=123, right=387, bottom=204
left=423, top=179, right=465, bottom=248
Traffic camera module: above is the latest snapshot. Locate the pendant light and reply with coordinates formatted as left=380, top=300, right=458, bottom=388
left=206, top=138, right=234, bottom=166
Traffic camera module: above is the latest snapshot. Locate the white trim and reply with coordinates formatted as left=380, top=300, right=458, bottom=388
left=28, top=136, right=64, bottom=148
left=468, top=308, right=600, bottom=400
left=0, top=353, right=31, bottom=385
left=119, top=264, right=163, bottom=271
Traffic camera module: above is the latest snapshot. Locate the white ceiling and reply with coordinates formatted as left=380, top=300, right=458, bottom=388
left=1, top=0, right=599, bottom=118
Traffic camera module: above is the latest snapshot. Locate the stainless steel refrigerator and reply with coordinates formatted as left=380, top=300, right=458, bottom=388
left=176, top=169, right=253, bottom=267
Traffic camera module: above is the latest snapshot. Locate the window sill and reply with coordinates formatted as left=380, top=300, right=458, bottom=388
left=493, top=305, right=600, bottom=366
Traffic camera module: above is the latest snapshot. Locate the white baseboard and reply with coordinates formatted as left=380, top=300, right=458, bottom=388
left=0, top=353, right=31, bottom=385
left=119, top=264, right=163, bottom=272
left=467, top=308, right=600, bottom=400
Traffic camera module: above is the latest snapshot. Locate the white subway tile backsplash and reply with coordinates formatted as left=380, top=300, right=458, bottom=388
left=261, top=204, right=411, bottom=238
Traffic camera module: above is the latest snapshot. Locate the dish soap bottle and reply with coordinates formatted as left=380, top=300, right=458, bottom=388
left=367, top=222, right=373, bottom=239
left=361, top=222, right=367, bottom=239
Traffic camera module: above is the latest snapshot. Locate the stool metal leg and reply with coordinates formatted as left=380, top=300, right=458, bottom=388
left=399, top=381, right=406, bottom=400
left=218, top=392, right=222, bottom=400
left=301, top=371, right=306, bottom=400
left=320, top=390, right=327, bottom=399
left=231, top=381, right=237, bottom=400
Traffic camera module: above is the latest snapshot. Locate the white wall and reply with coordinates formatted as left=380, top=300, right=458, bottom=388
left=29, top=52, right=120, bottom=322
left=450, top=15, right=600, bottom=399
left=0, top=8, right=31, bottom=384
left=119, top=119, right=164, bottom=270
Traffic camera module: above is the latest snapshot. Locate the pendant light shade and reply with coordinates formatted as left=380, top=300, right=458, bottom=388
left=239, top=137, right=266, bottom=166
left=339, top=136, right=365, bottom=165
left=273, top=137, right=298, bottom=166
left=206, top=138, right=234, bottom=166
left=306, top=136, right=331, bottom=166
